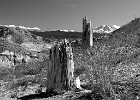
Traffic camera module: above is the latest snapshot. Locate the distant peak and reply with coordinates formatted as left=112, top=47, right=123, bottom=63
left=51, top=29, right=76, bottom=32
left=0, top=24, right=40, bottom=31
left=93, top=25, right=120, bottom=33
left=112, top=25, right=120, bottom=29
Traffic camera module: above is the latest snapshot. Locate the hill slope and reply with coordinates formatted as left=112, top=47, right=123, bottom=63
left=0, top=26, right=52, bottom=51
left=0, top=26, right=50, bottom=98
left=73, top=18, right=140, bottom=99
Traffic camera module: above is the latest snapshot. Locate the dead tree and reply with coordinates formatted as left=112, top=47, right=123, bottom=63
left=46, top=39, right=74, bottom=94
left=82, top=16, right=93, bottom=48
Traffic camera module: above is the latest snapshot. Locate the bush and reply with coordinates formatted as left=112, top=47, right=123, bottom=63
left=73, top=43, right=140, bottom=99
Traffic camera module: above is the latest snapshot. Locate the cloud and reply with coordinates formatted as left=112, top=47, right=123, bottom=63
left=63, top=3, right=78, bottom=8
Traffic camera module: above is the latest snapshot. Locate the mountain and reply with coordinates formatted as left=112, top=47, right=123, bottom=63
left=93, top=25, right=120, bottom=33
left=90, top=18, right=140, bottom=86
left=0, top=26, right=52, bottom=51
left=73, top=18, right=140, bottom=100
left=56, top=29, right=76, bottom=32
left=29, top=30, right=82, bottom=39
left=92, top=18, right=140, bottom=47
left=0, top=25, right=52, bottom=98
left=0, top=25, right=41, bottom=31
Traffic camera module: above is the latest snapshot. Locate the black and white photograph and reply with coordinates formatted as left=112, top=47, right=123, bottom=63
left=0, top=0, right=140, bottom=100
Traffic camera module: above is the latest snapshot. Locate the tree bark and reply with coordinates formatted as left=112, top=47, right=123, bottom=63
left=46, top=39, right=74, bottom=94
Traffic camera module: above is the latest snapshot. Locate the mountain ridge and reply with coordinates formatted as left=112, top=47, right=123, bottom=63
left=93, top=25, right=120, bottom=33
left=0, top=24, right=41, bottom=31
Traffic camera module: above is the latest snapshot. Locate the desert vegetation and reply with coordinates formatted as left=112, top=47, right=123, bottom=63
left=70, top=18, right=140, bottom=100
left=1, top=18, right=140, bottom=100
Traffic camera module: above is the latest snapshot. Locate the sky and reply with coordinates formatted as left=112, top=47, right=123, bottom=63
left=0, top=0, right=140, bottom=32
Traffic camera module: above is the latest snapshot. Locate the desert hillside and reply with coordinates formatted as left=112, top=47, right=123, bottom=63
left=1, top=18, right=140, bottom=100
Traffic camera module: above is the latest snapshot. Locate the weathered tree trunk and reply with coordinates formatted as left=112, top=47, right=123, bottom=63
left=46, top=39, right=74, bottom=94
left=82, top=16, right=93, bottom=48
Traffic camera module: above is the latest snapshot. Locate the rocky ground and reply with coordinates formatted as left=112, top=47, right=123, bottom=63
left=1, top=18, right=140, bottom=100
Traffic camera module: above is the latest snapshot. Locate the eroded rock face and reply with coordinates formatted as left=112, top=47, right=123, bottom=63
left=0, top=26, right=24, bottom=44
left=0, top=26, right=50, bottom=99
left=0, top=51, right=49, bottom=98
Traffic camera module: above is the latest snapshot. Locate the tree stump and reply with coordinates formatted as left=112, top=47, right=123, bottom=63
left=82, top=16, right=93, bottom=48
left=46, top=39, right=74, bottom=94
